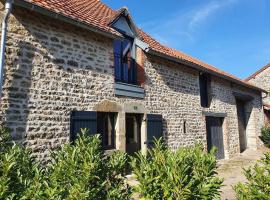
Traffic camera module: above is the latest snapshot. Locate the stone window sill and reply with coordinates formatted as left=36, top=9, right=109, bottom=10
left=114, top=82, right=145, bottom=99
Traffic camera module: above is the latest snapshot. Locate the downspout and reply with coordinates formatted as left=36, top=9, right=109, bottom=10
left=0, top=0, right=12, bottom=101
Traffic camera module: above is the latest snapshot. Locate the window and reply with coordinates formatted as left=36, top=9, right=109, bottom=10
left=114, top=39, right=137, bottom=85
left=97, top=112, right=116, bottom=150
left=70, top=111, right=116, bottom=150
left=199, top=73, right=211, bottom=108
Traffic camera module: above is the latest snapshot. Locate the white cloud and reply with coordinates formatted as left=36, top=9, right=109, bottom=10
left=139, top=0, right=239, bottom=48
left=189, top=0, right=238, bottom=30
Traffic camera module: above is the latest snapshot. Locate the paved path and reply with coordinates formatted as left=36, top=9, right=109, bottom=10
left=218, top=147, right=270, bottom=200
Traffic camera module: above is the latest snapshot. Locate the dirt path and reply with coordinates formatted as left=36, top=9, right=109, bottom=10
left=217, top=147, right=270, bottom=200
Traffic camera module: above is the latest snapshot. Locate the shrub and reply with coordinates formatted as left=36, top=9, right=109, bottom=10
left=43, top=129, right=132, bottom=200
left=130, top=139, right=223, bottom=200
left=234, top=153, right=270, bottom=200
left=261, top=125, right=270, bottom=147
left=0, top=128, right=132, bottom=200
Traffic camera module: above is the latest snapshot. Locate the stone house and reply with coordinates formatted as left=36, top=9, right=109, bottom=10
left=0, top=0, right=265, bottom=161
left=246, top=63, right=270, bottom=124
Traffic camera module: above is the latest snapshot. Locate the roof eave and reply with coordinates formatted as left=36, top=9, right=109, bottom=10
left=13, top=0, right=123, bottom=40
left=10, top=0, right=267, bottom=94
left=148, top=49, right=266, bottom=93
left=245, top=63, right=270, bottom=82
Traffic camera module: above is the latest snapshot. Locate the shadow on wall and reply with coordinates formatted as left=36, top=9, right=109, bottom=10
left=1, top=5, right=115, bottom=159
left=1, top=40, right=35, bottom=144
left=147, top=54, right=262, bottom=112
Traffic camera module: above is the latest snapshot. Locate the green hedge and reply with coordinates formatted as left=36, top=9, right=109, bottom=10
left=0, top=126, right=223, bottom=200
left=130, top=139, right=223, bottom=200
left=0, top=127, right=132, bottom=200
left=234, top=153, right=270, bottom=200
left=261, top=125, right=270, bottom=147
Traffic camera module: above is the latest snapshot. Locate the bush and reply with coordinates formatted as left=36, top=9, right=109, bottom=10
left=0, top=128, right=132, bottom=200
left=261, top=125, right=270, bottom=147
left=234, top=153, right=270, bottom=200
left=130, top=139, right=223, bottom=200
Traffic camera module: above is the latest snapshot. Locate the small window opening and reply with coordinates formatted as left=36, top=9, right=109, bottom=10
left=199, top=73, right=211, bottom=108
left=183, top=120, right=187, bottom=134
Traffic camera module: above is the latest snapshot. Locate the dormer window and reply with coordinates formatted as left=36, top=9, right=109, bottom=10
left=110, top=10, right=149, bottom=98
left=114, top=39, right=137, bottom=85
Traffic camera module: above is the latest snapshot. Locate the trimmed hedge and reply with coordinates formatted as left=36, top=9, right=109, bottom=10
left=0, top=126, right=223, bottom=200
left=0, top=127, right=132, bottom=200
left=130, top=139, right=223, bottom=200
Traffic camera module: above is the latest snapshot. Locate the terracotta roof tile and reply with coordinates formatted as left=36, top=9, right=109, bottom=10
left=20, top=0, right=264, bottom=92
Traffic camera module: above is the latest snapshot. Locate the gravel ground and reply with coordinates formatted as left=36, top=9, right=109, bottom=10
left=217, top=147, right=270, bottom=200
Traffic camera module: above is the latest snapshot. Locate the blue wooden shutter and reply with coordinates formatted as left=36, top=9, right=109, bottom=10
left=146, top=114, right=163, bottom=148
left=113, top=40, right=122, bottom=81
left=70, top=111, right=97, bottom=142
left=122, top=40, right=130, bottom=83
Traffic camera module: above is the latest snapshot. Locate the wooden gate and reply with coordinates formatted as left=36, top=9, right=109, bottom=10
left=206, top=117, right=225, bottom=159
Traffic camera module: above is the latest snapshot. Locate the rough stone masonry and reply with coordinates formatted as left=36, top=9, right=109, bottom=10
left=0, top=4, right=264, bottom=161
left=248, top=66, right=270, bottom=105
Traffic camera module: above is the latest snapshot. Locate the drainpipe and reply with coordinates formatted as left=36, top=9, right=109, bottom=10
left=0, top=0, right=12, bottom=101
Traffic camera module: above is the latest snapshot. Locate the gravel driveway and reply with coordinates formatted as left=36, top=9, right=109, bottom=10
left=217, top=147, right=270, bottom=200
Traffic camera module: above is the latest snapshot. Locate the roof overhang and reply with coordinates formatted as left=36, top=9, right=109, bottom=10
left=9, top=0, right=268, bottom=95
left=148, top=49, right=267, bottom=94
left=108, top=7, right=139, bottom=38
left=12, top=0, right=123, bottom=40
left=245, top=63, right=270, bottom=81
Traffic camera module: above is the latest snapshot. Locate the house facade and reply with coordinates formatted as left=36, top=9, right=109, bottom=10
left=0, top=0, right=265, bottom=161
left=246, top=63, right=270, bottom=124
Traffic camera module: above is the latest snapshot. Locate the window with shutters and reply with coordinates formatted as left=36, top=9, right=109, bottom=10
left=111, top=13, right=146, bottom=99
left=199, top=73, right=211, bottom=108
left=114, top=39, right=137, bottom=85
left=70, top=111, right=116, bottom=150
left=146, top=114, right=163, bottom=148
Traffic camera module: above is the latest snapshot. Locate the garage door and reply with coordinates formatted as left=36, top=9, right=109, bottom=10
left=206, top=117, right=225, bottom=159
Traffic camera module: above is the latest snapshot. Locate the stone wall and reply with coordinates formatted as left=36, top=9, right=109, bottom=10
left=0, top=5, right=264, bottom=161
left=248, top=66, right=270, bottom=105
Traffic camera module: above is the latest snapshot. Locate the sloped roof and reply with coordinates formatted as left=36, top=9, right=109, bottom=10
left=14, top=0, right=265, bottom=92
left=245, top=63, right=270, bottom=81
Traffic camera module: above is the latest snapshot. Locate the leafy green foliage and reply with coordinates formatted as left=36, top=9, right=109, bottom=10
left=0, top=128, right=131, bottom=200
left=234, top=153, right=270, bottom=200
left=130, top=139, right=223, bottom=200
left=261, top=125, right=270, bottom=147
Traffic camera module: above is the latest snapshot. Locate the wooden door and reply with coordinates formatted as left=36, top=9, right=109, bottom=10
left=206, top=117, right=225, bottom=159
left=126, top=114, right=142, bottom=155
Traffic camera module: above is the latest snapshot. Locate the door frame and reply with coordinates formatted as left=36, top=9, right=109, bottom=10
left=205, top=116, right=225, bottom=160
left=236, top=99, right=247, bottom=153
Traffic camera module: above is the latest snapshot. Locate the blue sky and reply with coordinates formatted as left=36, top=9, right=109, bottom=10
left=103, top=0, right=270, bottom=79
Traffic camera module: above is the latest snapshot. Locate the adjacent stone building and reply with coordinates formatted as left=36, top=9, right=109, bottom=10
left=246, top=63, right=270, bottom=124
left=0, top=0, right=265, bottom=161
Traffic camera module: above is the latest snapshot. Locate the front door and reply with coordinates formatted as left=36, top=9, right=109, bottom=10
left=236, top=100, right=247, bottom=153
left=126, top=114, right=142, bottom=155
left=206, top=117, right=225, bottom=159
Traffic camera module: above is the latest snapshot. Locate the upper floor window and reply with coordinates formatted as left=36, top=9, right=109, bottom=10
left=199, top=73, right=211, bottom=108
left=114, top=39, right=137, bottom=85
